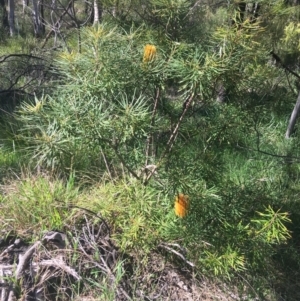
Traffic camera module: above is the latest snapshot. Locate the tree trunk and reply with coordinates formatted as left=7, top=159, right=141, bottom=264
left=286, top=91, right=300, bottom=138
left=0, top=0, right=9, bottom=29
left=22, top=0, right=29, bottom=12
left=8, top=0, right=15, bottom=36
left=93, top=0, right=102, bottom=25
left=40, top=0, right=45, bottom=34
left=32, top=0, right=44, bottom=37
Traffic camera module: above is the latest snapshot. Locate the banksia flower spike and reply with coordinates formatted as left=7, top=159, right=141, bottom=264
left=174, top=193, right=189, bottom=218
left=143, top=44, right=157, bottom=63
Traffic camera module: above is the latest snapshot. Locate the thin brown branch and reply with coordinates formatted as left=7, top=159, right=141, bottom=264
left=91, top=127, right=141, bottom=180
left=16, top=241, right=41, bottom=279
left=99, top=256, right=132, bottom=300
left=63, top=204, right=111, bottom=235
left=270, top=51, right=300, bottom=80
left=101, top=147, right=113, bottom=180
left=166, top=93, right=194, bottom=151
left=145, top=88, right=160, bottom=167
left=110, top=143, right=141, bottom=180
left=39, top=257, right=81, bottom=280
left=143, top=93, right=194, bottom=185
left=41, top=0, right=74, bottom=49
left=0, top=54, right=45, bottom=64
left=158, top=243, right=195, bottom=268
left=236, top=119, right=300, bottom=162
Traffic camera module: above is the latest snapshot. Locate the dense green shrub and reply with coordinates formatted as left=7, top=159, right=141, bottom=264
left=2, top=2, right=300, bottom=299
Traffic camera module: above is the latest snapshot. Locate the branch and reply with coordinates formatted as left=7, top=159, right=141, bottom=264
left=286, top=90, right=300, bottom=138
left=64, top=203, right=111, bottom=235
left=145, top=88, right=160, bottom=167
left=110, top=143, right=141, bottom=180
left=143, top=93, right=194, bottom=185
left=41, top=0, right=74, bottom=49
left=0, top=54, right=45, bottom=64
left=15, top=241, right=41, bottom=279
left=237, top=142, right=300, bottom=162
left=270, top=51, right=300, bottom=80
left=235, top=119, right=300, bottom=162
left=158, top=243, right=195, bottom=268
left=37, top=257, right=81, bottom=281
left=0, top=89, right=32, bottom=96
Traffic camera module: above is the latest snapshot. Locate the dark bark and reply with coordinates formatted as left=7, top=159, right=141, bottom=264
left=270, top=51, right=300, bottom=80
left=237, top=1, right=246, bottom=22
left=0, top=54, right=55, bottom=111
left=232, top=2, right=261, bottom=27
left=286, top=91, right=300, bottom=138
left=0, top=0, right=9, bottom=29
left=249, top=2, right=260, bottom=23
left=232, top=1, right=246, bottom=26
left=285, top=0, right=300, bottom=5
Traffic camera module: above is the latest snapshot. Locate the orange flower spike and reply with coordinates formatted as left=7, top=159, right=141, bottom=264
left=174, top=193, right=189, bottom=218
left=143, top=44, right=157, bottom=63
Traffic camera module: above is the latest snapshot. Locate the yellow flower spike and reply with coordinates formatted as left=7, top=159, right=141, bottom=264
left=174, top=193, right=189, bottom=218
left=143, top=44, right=157, bottom=63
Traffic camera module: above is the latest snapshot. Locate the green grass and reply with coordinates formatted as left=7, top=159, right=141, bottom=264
left=0, top=173, right=78, bottom=237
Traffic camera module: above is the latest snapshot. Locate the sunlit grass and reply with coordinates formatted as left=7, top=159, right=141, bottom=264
left=77, top=177, right=171, bottom=253
left=0, top=173, right=78, bottom=237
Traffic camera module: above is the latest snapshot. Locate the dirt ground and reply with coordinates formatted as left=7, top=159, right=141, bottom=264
left=0, top=220, right=258, bottom=301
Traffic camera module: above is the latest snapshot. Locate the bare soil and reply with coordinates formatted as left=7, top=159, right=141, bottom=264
left=0, top=217, right=254, bottom=301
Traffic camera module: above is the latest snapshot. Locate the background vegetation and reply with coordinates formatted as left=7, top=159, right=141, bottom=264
left=1, top=0, right=300, bottom=300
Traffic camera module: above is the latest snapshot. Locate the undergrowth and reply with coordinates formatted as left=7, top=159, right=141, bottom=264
left=1, top=2, right=300, bottom=300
